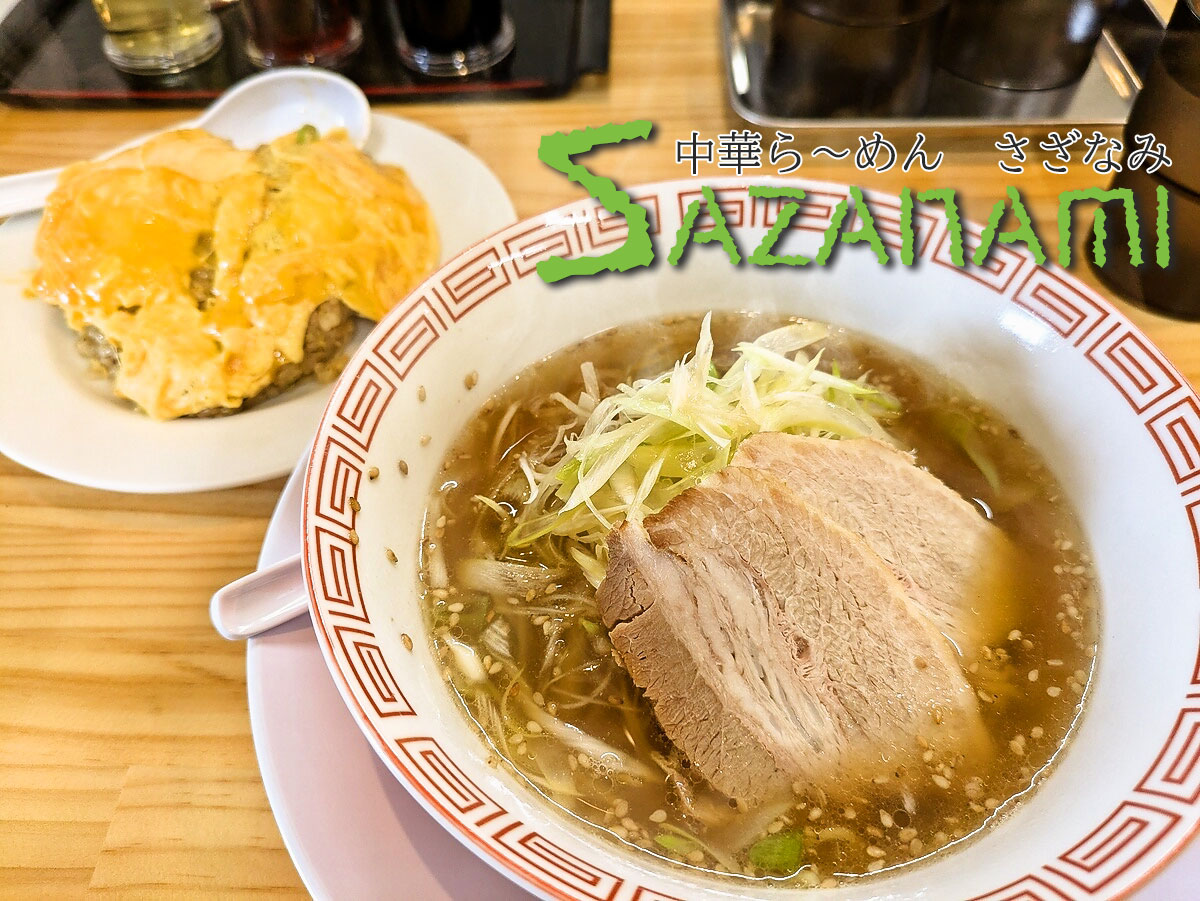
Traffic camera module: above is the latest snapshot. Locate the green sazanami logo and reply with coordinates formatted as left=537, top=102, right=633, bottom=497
left=535, top=121, right=1171, bottom=284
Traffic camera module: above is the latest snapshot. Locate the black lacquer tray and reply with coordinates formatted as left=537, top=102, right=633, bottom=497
left=0, top=0, right=610, bottom=107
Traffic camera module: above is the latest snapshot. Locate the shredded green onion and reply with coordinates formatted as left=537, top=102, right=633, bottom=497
left=487, top=313, right=897, bottom=565
left=747, top=830, right=806, bottom=875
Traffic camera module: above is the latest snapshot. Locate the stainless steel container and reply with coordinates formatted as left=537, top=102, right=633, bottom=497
left=764, top=0, right=948, bottom=118
left=937, top=0, right=1116, bottom=90
left=924, top=67, right=1077, bottom=118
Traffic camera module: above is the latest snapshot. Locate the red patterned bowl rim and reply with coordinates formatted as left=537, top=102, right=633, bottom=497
left=300, top=176, right=1200, bottom=901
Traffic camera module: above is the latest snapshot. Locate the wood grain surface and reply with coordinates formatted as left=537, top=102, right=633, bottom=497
left=1, top=0, right=1196, bottom=896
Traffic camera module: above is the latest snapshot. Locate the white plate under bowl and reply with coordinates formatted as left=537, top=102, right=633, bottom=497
left=249, top=459, right=1200, bottom=900
left=250, top=455, right=528, bottom=899
left=0, top=113, right=515, bottom=493
left=295, top=177, right=1200, bottom=900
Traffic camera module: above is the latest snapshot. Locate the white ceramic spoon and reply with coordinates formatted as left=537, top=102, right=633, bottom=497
left=0, top=67, right=371, bottom=219
left=211, top=553, right=307, bottom=640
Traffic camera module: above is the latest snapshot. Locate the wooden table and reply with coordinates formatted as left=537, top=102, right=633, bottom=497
left=1, top=1, right=1196, bottom=895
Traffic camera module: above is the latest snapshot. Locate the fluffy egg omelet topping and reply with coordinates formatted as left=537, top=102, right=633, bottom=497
left=30, top=127, right=438, bottom=419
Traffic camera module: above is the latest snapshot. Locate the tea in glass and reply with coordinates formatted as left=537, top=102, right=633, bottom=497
left=92, top=0, right=222, bottom=74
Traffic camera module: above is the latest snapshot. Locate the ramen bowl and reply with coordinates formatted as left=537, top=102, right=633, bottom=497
left=300, top=178, right=1200, bottom=899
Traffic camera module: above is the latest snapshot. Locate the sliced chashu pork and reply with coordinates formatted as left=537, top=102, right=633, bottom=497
left=597, top=465, right=986, bottom=803
left=734, top=432, right=1016, bottom=651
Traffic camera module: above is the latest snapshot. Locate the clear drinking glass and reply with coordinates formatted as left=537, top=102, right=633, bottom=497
left=240, top=0, right=363, bottom=68
left=393, top=0, right=515, bottom=77
left=91, top=0, right=222, bottom=75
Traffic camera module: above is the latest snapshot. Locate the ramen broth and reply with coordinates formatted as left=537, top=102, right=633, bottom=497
left=418, top=312, right=1098, bottom=887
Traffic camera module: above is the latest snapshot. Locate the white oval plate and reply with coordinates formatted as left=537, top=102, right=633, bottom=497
left=249, top=453, right=530, bottom=899
left=0, top=113, right=515, bottom=493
